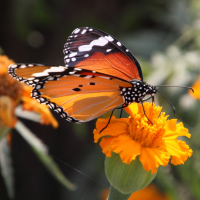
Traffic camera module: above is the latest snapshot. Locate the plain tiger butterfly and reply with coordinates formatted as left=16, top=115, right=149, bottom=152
left=8, top=27, right=192, bottom=124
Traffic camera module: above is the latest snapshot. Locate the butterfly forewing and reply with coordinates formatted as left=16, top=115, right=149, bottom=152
left=64, top=27, right=143, bottom=81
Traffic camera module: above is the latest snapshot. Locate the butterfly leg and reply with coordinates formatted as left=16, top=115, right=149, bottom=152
left=119, top=109, right=123, bottom=118
left=100, top=104, right=128, bottom=133
left=152, top=96, right=155, bottom=105
left=140, top=96, right=153, bottom=124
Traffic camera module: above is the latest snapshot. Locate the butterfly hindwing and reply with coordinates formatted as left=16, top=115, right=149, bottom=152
left=64, top=27, right=143, bottom=82
left=31, top=69, right=131, bottom=123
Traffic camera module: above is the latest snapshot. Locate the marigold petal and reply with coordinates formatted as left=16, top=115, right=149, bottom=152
left=140, top=147, right=170, bottom=174
left=171, top=140, right=193, bottom=165
left=93, top=116, right=129, bottom=143
left=111, top=134, right=141, bottom=164
left=167, top=119, right=177, bottom=131
left=100, top=137, right=115, bottom=157
left=124, top=103, right=138, bottom=116
left=22, top=96, right=58, bottom=128
left=176, top=122, right=190, bottom=138
left=0, top=96, right=18, bottom=128
left=164, top=140, right=186, bottom=156
left=163, top=121, right=190, bottom=139
left=189, top=75, right=200, bottom=99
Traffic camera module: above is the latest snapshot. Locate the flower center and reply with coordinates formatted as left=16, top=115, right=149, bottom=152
left=127, top=114, right=165, bottom=148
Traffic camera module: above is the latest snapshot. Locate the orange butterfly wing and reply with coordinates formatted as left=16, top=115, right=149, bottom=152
left=64, top=27, right=143, bottom=82
left=36, top=75, right=129, bottom=122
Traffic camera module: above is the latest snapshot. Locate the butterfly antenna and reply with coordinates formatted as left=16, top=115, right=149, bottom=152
left=156, top=89, right=176, bottom=114
left=156, top=85, right=194, bottom=93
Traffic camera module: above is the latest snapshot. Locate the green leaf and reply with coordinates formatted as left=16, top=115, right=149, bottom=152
left=0, top=137, right=14, bottom=199
left=15, top=120, right=76, bottom=191
left=0, top=125, right=10, bottom=141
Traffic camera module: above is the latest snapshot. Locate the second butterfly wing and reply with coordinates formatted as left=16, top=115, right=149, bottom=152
left=64, top=27, right=143, bottom=82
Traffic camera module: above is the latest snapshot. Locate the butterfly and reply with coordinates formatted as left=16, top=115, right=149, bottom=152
left=8, top=27, right=158, bottom=123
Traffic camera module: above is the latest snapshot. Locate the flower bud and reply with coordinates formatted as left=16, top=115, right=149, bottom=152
left=105, top=152, right=156, bottom=194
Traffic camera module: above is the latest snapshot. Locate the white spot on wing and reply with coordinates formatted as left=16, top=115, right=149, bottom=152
left=84, top=54, right=89, bottom=57
left=10, top=64, right=17, bottom=68
left=106, top=49, right=112, bottom=52
left=105, top=35, right=114, bottom=42
left=117, top=42, right=121, bottom=46
left=32, top=72, right=49, bottom=77
left=36, top=85, right=41, bottom=89
left=46, top=66, right=65, bottom=73
left=71, top=58, right=76, bottom=61
left=69, top=52, right=77, bottom=57
left=74, top=68, right=82, bottom=71
left=73, top=28, right=80, bottom=34
left=20, top=64, right=27, bottom=68
left=81, top=29, right=87, bottom=34
left=27, top=77, right=35, bottom=80
left=78, top=37, right=108, bottom=52
left=32, top=66, right=65, bottom=77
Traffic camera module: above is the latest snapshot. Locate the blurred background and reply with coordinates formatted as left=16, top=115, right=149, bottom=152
left=0, top=0, right=200, bottom=199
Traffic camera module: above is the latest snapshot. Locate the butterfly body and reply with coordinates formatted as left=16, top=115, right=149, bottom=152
left=8, top=27, right=156, bottom=123
left=120, top=80, right=156, bottom=104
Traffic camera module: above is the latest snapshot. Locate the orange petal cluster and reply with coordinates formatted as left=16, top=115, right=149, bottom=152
left=93, top=102, right=192, bottom=174
left=189, top=75, right=200, bottom=99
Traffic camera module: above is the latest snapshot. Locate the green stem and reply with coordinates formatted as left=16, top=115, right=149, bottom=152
left=107, top=185, right=131, bottom=200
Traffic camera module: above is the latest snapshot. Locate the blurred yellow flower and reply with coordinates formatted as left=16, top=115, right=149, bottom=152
left=189, top=76, right=200, bottom=99
left=93, top=102, right=192, bottom=174
left=101, top=184, right=171, bottom=200
left=0, top=55, right=58, bottom=128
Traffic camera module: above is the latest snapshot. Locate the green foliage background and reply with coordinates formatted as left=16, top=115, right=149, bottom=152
left=0, top=0, right=200, bottom=199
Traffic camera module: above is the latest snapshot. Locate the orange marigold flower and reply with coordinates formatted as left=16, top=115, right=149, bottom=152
left=189, top=75, right=200, bottom=99
left=0, top=55, right=58, bottom=128
left=101, top=184, right=171, bottom=200
left=93, top=102, right=192, bottom=174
